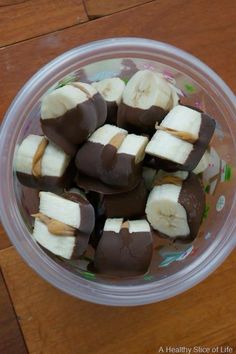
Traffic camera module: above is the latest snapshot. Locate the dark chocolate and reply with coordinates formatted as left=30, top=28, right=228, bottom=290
left=106, top=101, right=118, bottom=125
left=100, top=179, right=148, bottom=218
left=72, top=230, right=92, bottom=258
left=75, top=173, right=140, bottom=195
left=178, top=173, right=205, bottom=241
left=184, top=113, right=215, bottom=170
left=75, top=141, right=142, bottom=191
left=89, top=215, right=106, bottom=249
left=94, top=228, right=153, bottom=277
left=41, top=93, right=107, bottom=155
left=16, top=160, right=76, bottom=192
left=117, top=101, right=168, bottom=135
left=62, top=191, right=95, bottom=235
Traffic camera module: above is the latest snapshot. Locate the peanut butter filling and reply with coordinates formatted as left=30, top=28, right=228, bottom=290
left=155, top=125, right=198, bottom=143
left=109, top=133, right=126, bottom=149
left=32, top=138, right=48, bottom=177
left=32, top=213, right=76, bottom=236
left=154, top=175, right=183, bottom=186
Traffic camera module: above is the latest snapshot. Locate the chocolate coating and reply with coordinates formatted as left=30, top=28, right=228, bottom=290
left=41, top=93, right=107, bottom=155
left=62, top=191, right=95, bottom=236
left=106, top=101, right=118, bottom=125
left=89, top=215, right=106, bottom=249
left=178, top=173, right=205, bottom=241
left=184, top=113, right=216, bottom=170
left=16, top=159, right=76, bottom=192
left=145, top=107, right=216, bottom=172
left=76, top=172, right=140, bottom=195
left=100, top=179, right=148, bottom=218
left=75, top=141, right=142, bottom=191
left=117, top=101, right=168, bottom=135
left=94, top=228, right=153, bottom=276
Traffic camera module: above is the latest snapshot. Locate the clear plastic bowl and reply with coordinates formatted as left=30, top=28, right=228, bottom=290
left=0, top=38, right=235, bottom=306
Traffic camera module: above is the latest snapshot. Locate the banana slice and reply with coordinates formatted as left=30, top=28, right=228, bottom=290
left=117, top=70, right=178, bottom=134
left=145, top=173, right=205, bottom=240
left=40, top=82, right=107, bottom=155
left=15, top=134, right=71, bottom=191
left=32, top=189, right=95, bottom=258
left=92, top=78, right=125, bottom=125
left=94, top=218, right=153, bottom=276
left=33, top=219, right=80, bottom=259
left=75, top=124, right=148, bottom=191
left=145, top=105, right=216, bottom=171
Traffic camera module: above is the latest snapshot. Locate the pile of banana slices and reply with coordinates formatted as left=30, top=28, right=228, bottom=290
left=14, top=69, right=216, bottom=276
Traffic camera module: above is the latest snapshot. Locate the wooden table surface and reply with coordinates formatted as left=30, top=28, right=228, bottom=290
left=0, top=1, right=235, bottom=353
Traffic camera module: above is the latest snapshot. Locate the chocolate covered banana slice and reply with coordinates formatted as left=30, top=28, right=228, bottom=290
left=92, top=78, right=125, bottom=125
left=145, top=173, right=205, bottom=241
left=32, top=189, right=95, bottom=259
left=75, top=124, right=148, bottom=191
left=99, top=179, right=148, bottom=218
left=94, top=218, right=153, bottom=276
left=15, top=134, right=72, bottom=191
left=145, top=105, right=215, bottom=170
left=41, top=82, right=107, bottom=155
left=117, top=70, right=178, bottom=134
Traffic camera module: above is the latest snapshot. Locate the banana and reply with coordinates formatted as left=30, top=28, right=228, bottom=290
left=32, top=189, right=95, bottom=258
left=145, top=105, right=216, bottom=171
left=142, top=167, right=189, bottom=191
left=33, top=219, right=79, bottom=259
left=117, top=70, right=179, bottom=134
left=94, top=218, right=153, bottom=276
left=40, top=82, right=107, bottom=155
left=75, top=124, right=148, bottom=192
left=145, top=173, right=205, bottom=240
left=15, top=134, right=71, bottom=191
left=92, top=77, right=125, bottom=125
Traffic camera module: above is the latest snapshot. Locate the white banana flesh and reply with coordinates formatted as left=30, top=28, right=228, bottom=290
left=146, top=130, right=193, bottom=164
left=33, top=219, right=76, bottom=259
left=41, top=85, right=88, bottom=119
left=88, top=124, right=127, bottom=145
left=128, top=220, right=150, bottom=233
left=39, top=191, right=81, bottom=229
left=122, top=70, right=173, bottom=110
left=145, top=105, right=202, bottom=165
left=103, top=218, right=151, bottom=234
left=145, top=184, right=190, bottom=238
left=15, top=135, right=44, bottom=175
left=117, top=134, right=148, bottom=163
left=161, top=105, right=201, bottom=138
left=41, top=82, right=99, bottom=120
left=104, top=218, right=124, bottom=233
left=92, top=78, right=125, bottom=104
left=15, top=134, right=70, bottom=177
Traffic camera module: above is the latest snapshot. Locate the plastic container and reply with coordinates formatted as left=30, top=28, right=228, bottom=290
left=0, top=38, right=235, bottom=306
